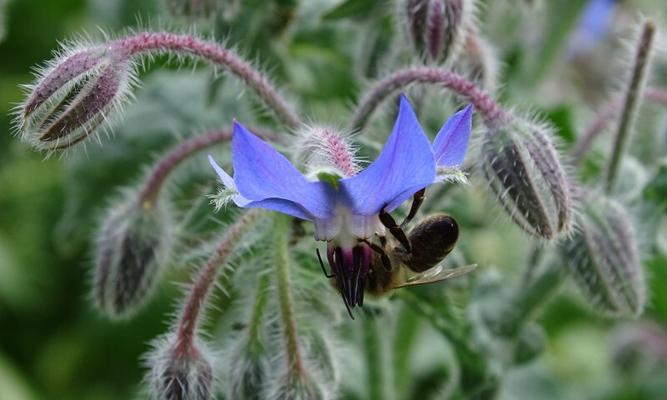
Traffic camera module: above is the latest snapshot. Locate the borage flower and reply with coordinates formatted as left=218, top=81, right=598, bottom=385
left=209, top=95, right=472, bottom=314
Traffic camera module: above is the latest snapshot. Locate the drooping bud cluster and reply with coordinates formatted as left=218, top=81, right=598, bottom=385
left=399, top=0, right=473, bottom=64
left=93, top=192, right=173, bottom=319
left=561, top=195, right=646, bottom=317
left=16, top=44, right=134, bottom=151
left=479, top=116, right=572, bottom=239
left=146, top=333, right=216, bottom=400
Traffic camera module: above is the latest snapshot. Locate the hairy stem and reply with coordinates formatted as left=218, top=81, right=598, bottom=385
left=572, top=87, right=667, bottom=166
left=113, top=32, right=301, bottom=128
left=348, top=67, right=507, bottom=131
left=273, top=214, right=305, bottom=377
left=515, top=260, right=564, bottom=324
left=605, top=20, right=655, bottom=193
left=247, top=274, right=271, bottom=349
left=139, top=130, right=231, bottom=208
left=175, top=210, right=263, bottom=355
left=364, top=317, right=385, bottom=400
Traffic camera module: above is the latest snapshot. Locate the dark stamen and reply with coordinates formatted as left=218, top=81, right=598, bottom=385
left=316, top=248, right=334, bottom=278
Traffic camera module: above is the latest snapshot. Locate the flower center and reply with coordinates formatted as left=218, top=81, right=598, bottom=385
left=326, top=243, right=373, bottom=315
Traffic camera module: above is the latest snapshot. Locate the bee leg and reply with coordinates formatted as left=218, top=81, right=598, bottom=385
left=379, top=209, right=412, bottom=253
left=401, top=188, right=426, bottom=227
left=316, top=248, right=334, bottom=278
left=362, top=239, right=392, bottom=271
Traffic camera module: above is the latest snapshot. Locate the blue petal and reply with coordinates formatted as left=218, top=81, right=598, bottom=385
left=341, top=95, right=436, bottom=215
left=231, top=122, right=335, bottom=220
left=432, top=104, right=473, bottom=168
left=208, top=155, right=236, bottom=189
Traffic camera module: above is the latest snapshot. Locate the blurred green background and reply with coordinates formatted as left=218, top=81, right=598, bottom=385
left=1, top=0, right=667, bottom=399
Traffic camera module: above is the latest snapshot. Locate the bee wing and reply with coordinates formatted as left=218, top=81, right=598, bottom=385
left=395, top=264, right=477, bottom=289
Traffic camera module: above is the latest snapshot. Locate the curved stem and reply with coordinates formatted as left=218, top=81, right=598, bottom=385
left=139, top=130, right=231, bottom=208
left=348, top=67, right=507, bottom=131
left=175, top=210, right=263, bottom=355
left=572, top=87, right=667, bottom=166
left=273, top=214, right=305, bottom=377
left=112, top=32, right=301, bottom=128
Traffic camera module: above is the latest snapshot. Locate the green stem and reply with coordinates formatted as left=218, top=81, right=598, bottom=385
left=364, top=317, right=385, bottom=400
left=247, top=274, right=271, bottom=350
left=605, top=20, right=655, bottom=193
left=397, top=290, right=484, bottom=379
left=273, top=214, right=305, bottom=377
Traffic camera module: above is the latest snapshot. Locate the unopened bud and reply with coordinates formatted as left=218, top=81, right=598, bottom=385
left=400, top=0, right=473, bottom=63
left=17, top=44, right=133, bottom=151
left=227, top=346, right=269, bottom=400
left=513, top=323, right=546, bottom=365
left=266, top=373, right=329, bottom=400
left=93, top=193, right=173, bottom=319
left=561, top=195, right=646, bottom=317
left=461, top=28, right=499, bottom=92
left=295, top=125, right=359, bottom=178
left=479, top=117, right=572, bottom=239
left=610, top=322, right=667, bottom=375
left=147, top=334, right=215, bottom=400
left=164, top=0, right=221, bottom=19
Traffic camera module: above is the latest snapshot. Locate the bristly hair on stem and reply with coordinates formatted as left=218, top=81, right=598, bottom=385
left=15, top=29, right=300, bottom=152
left=348, top=66, right=506, bottom=131
left=111, top=31, right=301, bottom=128
left=605, top=19, right=656, bottom=193
left=174, top=210, right=263, bottom=356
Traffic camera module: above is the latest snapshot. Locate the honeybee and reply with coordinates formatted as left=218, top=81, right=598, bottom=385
left=364, top=213, right=476, bottom=297
left=318, top=213, right=476, bottom=317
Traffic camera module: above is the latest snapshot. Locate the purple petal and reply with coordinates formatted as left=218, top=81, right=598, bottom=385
left=230, top=122, right=335, bottom=220
left=432, top=104, right=473, bottom=168
left=341, top=95, right=436, bottom=215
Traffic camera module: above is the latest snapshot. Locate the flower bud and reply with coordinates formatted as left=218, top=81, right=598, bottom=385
left=561, top=195, right=646, bottom=317
left=227, top=345, right=269, bottom=400
left=295, top=125, right=359, bottom=179
left=609, top=322, right=667, bottom=375
left=93, top=193, right=173, bottom=319
left=17, top=45, right=133, bottom=151
left=400, top=0, right=473, bottom=63
left=265, top=373, right=329, bottom=400
left=164, top=0, right=221, bottom=19
left=461, top=28, right=499, bottom=93
left=479, top=117, right=572, bottom=239
left=146, top=334, right=215, bottom=400
left=513, top=323, right=546, bottom=365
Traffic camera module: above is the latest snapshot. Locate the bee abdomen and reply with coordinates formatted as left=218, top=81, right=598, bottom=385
left=405, top=214, right=459, bottom=272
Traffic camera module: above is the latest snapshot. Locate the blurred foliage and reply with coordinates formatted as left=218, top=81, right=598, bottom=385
left=0, top=0, right=666, bottom=399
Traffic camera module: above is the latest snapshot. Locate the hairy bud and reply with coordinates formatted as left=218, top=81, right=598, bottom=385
left=561, top=195, right=646, bottom=317
left=461, top=28, right=499, bottom=92
left=295, top=125, right=359, bottom=179
left=265, top=373, right=329, bottom=400
left=146, top=334, right=215, bottom=400
left=93, top=193, right=173, bottom=319
left=610, top=322, right=667, bottom=375
left=400, top=0, right=473, bottom=63
left=16, top=44, right=134, bottom=151
left=513, top=323, right=546, bottom=365
left=164, top=0, right=222, bottom=19
left=479, top=117, right=572, bottom=239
